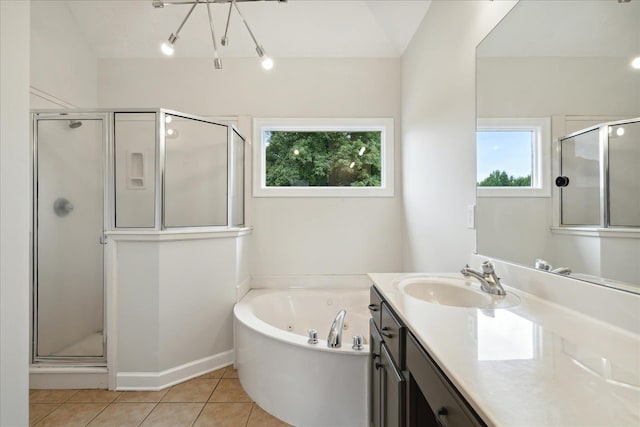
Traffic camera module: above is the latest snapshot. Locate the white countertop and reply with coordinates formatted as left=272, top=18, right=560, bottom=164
left=369, top=273, right=640, bottom=427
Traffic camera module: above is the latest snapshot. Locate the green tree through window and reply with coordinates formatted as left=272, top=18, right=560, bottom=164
left=478, top=170, right=531, bottom=187
left=265, top=131, right=381, bottom=187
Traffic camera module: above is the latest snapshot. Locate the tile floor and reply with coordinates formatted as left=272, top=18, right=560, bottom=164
left=29, top=366, right=292, bottom=427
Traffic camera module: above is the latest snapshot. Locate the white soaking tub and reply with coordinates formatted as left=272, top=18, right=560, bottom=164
left=234, top=288, right=370, bottom=427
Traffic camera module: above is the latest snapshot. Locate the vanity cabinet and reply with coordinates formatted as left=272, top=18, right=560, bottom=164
left=370, top=285, right=486, bottom=427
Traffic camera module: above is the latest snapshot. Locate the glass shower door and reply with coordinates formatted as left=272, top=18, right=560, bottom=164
left=35, top=117, right=105, bottom=362
left=559, top=128, right=602, bottom=226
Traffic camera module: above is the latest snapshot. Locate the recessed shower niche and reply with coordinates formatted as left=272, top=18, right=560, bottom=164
left=31, top=109, right=247, bottom=385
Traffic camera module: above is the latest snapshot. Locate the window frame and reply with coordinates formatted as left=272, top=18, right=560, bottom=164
left=476, top=117, right=551, bottom=198
left=252, top=118, right=394, bottom=197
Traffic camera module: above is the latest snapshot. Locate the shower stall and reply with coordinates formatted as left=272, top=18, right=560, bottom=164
left=31, top=109, right=245, bottom=366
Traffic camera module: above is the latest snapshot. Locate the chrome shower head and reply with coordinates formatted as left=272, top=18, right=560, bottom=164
left=68, top=120, right=82, bottom=129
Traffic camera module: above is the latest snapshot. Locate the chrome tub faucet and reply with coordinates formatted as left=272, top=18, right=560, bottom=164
left=461, top=261, right=506, bottom=296
left=327, top=309, right=346, bottom=348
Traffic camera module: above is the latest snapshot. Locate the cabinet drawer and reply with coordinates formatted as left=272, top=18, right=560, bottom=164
left=369, top=285, right=384, bottom=329
left=381, top=302, right=406, bottom=369
left=406, top=333, right=485, bottom=427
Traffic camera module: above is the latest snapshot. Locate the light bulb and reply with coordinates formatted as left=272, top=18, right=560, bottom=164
left=167, top=128, right=175, bottom=136
left=358, top=147, right=366, bottom=156
left=616, top=127, right=625, bottom=136
left=165, top=115, right=172, bottom=124
left=293, top=149, right=299, bottom=155
left=261, top=56, right=274, bottom=70
left=161, top=42, right=175, bottom=56
left=349, top=162, right=355, bottom=169
left=632, top=56, right=640, bottom=70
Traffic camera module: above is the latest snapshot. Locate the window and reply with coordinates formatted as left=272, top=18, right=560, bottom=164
left=253, top=118, right=394, bottom=197
left=476, top=117, right=550, bottom=197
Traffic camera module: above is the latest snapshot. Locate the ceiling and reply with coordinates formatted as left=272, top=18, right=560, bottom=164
left=64, top=0, right=432, bottom=59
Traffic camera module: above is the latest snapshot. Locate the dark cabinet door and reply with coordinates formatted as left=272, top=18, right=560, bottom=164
left=371, top=319, right=383, bottom=427
left=406, top=333, right=485, bottom=427
left=370, top=285, right=407, bottom=427
left=381, top=343, right=405, bottom=427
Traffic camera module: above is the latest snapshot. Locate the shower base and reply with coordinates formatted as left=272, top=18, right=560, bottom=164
left=52, top=332, right=103, bottom=358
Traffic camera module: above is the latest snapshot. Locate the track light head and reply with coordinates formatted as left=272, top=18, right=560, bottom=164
left=161, top=33, right=177, bottom=56
left=152, top=0, right=165, bottom=8
left=214, top=58, right=223, bottom=70
left=256, top=46, right=273, bottom=70
left=261, top=56, right=274, bottom=70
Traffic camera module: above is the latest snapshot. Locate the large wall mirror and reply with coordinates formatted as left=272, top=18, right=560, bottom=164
left=476, top=0, right=640, bottom=293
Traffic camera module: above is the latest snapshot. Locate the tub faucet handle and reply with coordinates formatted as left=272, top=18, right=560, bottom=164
left=352, top=335, right=364, bottom=351
left=307, top=329, right=318, bottom=344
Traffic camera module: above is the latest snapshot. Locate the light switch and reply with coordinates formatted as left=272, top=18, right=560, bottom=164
left=467, top=204, right=476, bottom=229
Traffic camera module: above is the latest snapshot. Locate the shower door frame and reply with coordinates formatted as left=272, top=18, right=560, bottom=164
left=31, top=112, right=113, bottom=365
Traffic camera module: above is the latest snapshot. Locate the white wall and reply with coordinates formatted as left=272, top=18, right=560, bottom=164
left=112, top=233, right=248, bottom=389
left=400, top=1, right=517, bottom=272
left=0, top=1, right=30, bottom=425
left=98, top=58, right=404, bottom=276
left=30, top=0, right=98, bottom=108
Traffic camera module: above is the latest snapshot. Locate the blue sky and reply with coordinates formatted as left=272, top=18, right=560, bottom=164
left=476, top=131, right=533, bottom=181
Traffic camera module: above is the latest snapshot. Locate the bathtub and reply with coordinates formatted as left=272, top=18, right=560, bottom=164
left=234, top=288, right=370, bottom=427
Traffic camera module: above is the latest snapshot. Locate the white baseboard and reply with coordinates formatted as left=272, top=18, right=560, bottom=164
left=30, top=366, right=108, bottom=389
left=116, top=350, right=234, bottom=391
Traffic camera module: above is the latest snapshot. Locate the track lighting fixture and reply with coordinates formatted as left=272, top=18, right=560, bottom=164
left=155, top=0, right=285, bottom=71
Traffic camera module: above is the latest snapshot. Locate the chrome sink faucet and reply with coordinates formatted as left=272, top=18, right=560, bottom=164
left=327, top=309, right=346, bottom=348
left=461, top=261, right=506, bottom=296
left=535, top=259, right=571, bottom=275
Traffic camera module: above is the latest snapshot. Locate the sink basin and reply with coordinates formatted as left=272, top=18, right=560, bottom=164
left=398, top=276, right=520, bottom=309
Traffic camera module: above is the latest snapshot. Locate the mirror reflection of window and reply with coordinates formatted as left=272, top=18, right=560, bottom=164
left=477, top=130, right=533, bottom=187
left=477, top=311, right=537, bottom=361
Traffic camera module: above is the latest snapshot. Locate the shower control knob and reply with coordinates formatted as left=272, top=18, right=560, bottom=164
left=555, top=176, right=570, bottom=187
